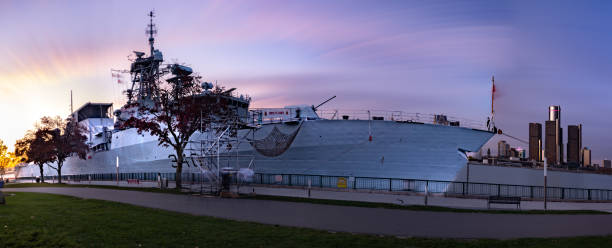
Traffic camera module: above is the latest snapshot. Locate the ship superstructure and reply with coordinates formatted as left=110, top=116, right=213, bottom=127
left=15, top=12, right=494, bottom=184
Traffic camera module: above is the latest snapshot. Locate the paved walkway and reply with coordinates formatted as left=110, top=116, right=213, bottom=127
left=238, top=186, right=612, bottom=212
left=39, top=179, right=612, bottom=212
left=3, top=187, right=612, bottom=239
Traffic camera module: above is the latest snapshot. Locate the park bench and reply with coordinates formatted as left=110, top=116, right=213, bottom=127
left=487, top=196, right=521, bottom=209
left=127, top=179, right=140, bottom=184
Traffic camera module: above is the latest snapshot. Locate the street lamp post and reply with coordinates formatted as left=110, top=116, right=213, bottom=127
left=116, top=156, right=119, bottom=185
left=544, top=157, right=547, bottom=210
left=466, top=162, right=470, bottom=195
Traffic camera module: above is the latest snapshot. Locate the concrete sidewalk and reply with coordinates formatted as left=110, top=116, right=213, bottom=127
left=37, top=179, right=612, bottom=212
left=3, top=187, right=612, bottom=239
left=239, top=185, right=612, bottom=212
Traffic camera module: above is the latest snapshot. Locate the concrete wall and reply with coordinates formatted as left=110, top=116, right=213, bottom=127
left=455, top=163, right=612, bottom=190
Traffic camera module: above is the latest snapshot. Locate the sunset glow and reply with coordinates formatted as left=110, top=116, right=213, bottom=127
left=1, top=0, right=611, bottom=161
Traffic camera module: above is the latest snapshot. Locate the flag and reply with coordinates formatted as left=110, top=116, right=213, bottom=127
left=112, top=72, right=124, bottom=84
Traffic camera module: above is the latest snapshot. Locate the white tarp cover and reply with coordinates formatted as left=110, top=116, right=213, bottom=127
left=238, top=168, right=255, bottom=182
left=79, top=118, right=114, bottom=135
left=79, top=118, right=114, bottom=147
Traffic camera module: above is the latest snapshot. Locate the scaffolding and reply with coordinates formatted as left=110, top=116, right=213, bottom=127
left=182, top=113, right=254, bottom=194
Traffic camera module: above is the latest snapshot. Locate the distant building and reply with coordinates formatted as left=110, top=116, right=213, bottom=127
left=545, top=120, right=559, bottom=165
left=604, top=160, right=611, bottom=169
left=567, top=125, right=582, bottom=165
left=529, top=123, right=542, bottom=161
left=545, top=106, right=563, bottom=165
left=518, top=148, right=526, bottom=159
left=560, top=126, right=564, bottom=164
left=498, top=140, right=509, bottom=158
left=582, top=147, right=591, bottom=167
left=510, top=148, right=518, bottom=158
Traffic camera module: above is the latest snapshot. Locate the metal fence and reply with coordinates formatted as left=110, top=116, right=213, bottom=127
left=252, top=173, right=612, bottom=201
left=17, top=172, right=612, bottom=201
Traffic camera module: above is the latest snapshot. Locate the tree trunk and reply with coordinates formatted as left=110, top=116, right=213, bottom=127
left=38, top=164, right=44, bottom=183
left=57, top=161, right=63, bottom=184
left=175, top=152, right=183, bottom=190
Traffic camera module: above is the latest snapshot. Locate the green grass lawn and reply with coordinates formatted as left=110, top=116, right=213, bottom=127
left=0, top=192, right=611, bottom=248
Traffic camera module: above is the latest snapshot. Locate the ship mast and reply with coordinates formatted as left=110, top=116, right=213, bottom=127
left=147, top=11, right=156, bottom=57
left=125, top=10, right=165, bottom=105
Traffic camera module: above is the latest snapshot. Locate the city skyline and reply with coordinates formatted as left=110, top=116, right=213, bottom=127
left=1, top=0, right=611, bottom=160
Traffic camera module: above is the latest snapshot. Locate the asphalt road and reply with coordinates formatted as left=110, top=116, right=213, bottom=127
left=3, top=187, right=612, bottom=239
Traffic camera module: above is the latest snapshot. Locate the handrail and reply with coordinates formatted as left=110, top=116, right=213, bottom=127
left=244, top=108, right=489, bottom=130
left=316, top=109, right=488, bottom=130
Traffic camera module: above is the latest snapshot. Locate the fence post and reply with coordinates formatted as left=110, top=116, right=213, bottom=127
left=561, top=188, right=565, bottom=200
left=588, top=189, right=591, bottom=200
left=424, top=180, right=429, bottom=206
left=530, top=186, right=534, bottom=199
left=462, top=182, right=466, bottom=196
left=389, top=178, right=392, bottom=191
left=497, top=184, right=501, bottom=196
left=289, top=175, right=292, bottom=186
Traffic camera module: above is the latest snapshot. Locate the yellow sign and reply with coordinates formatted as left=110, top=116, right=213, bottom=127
left=337, top=177, right=347, bottom=188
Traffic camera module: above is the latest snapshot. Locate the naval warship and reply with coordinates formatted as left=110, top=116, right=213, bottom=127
left=15, top=12, right=494, bottom=182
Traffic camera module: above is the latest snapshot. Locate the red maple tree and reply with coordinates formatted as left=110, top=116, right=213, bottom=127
left=126, top=72, right=235, bottom=189
left=15, top=116, right=89, bottom=183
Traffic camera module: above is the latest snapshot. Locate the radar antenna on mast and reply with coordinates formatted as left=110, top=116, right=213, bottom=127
left=147, top=10, right=157, bottom=56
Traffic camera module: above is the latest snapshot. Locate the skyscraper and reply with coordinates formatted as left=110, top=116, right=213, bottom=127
left=498, top=140, right=509, bottom=158
left=529, top=123, right=542, bottom=161
left=567, top=124, right=582, bottom=165
left=582, top=147, right=591, bottom=167
left=545, top=106, right=563, bottom=165
left=545, top=120, right=557, bottom=165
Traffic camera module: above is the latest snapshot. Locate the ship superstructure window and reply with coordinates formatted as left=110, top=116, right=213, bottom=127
left=74, top=103, right=113, bottom=122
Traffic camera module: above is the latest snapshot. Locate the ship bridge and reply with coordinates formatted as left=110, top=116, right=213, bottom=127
left=73, top=102, right=114, bottom=152
left=74, top=102, right=113, bottom=122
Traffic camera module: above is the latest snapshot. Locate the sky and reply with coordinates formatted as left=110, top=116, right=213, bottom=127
left=0, top=0, right=611, bottom=162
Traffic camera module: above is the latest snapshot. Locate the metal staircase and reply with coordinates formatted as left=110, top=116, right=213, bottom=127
left=183, top=118, right=253, bottom=194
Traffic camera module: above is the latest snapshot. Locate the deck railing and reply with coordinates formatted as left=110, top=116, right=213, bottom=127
left=243, top=108, right=489, bottom=130
left=316, top=109, right=488, bottom=130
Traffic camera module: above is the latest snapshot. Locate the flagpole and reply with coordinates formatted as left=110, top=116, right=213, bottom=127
left=491, top=75, right=495, bottom=129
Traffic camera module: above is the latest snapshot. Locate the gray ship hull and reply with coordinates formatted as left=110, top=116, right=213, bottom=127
left=16, top=120, right=493, bottom=181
